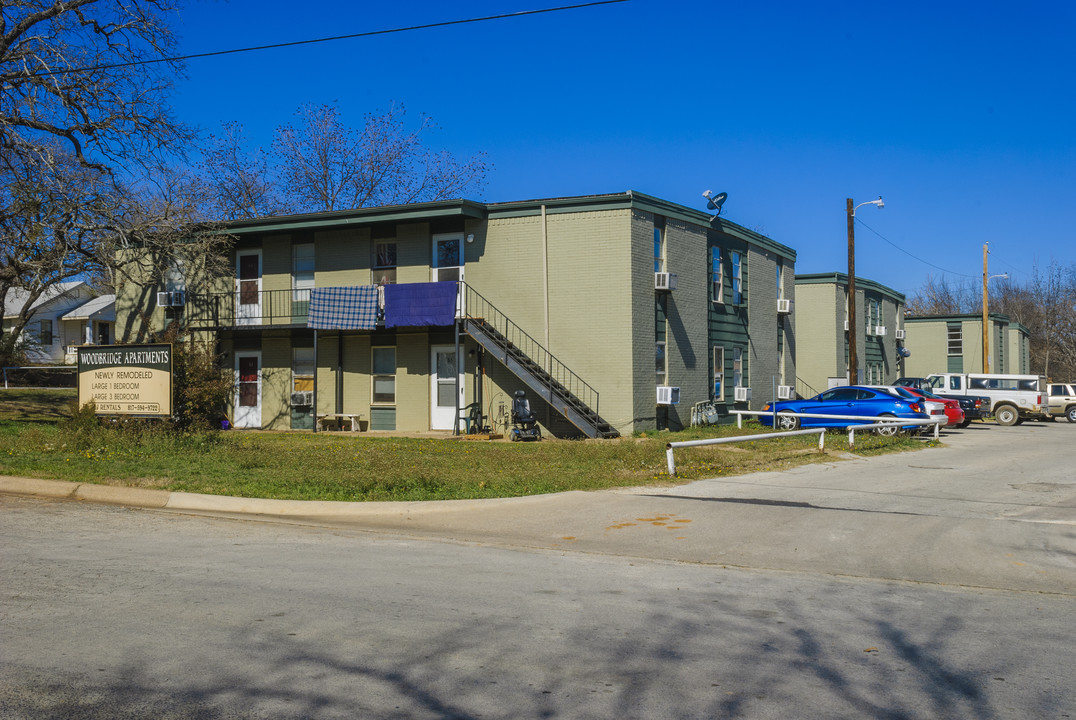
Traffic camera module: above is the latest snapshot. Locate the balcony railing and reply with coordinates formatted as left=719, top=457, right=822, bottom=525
left=184, top=289, right=312, bottom=328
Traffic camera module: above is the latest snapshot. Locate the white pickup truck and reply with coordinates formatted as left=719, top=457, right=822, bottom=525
left=923, top=373, right=1047, bottom=426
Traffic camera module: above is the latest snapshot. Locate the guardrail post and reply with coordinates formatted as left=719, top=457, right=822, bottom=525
left=737, top=413, right=743, bottom=429
left=818, top=430, right=826, bottom=451
left=666, top=445, right=676, bottom=476
left=848, top=426, right=855, bottom=449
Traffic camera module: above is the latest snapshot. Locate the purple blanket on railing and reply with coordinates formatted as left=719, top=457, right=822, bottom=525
left=383, top=282, right=457, bottom=327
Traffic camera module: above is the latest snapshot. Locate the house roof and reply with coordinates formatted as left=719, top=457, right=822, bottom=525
left=2, top=281, right=86, bottom=317
left=60, top=294, right=116, bottom=321
left=794, top=272, right=906, bottom=303
left=216, top=191, right=798, bottom=262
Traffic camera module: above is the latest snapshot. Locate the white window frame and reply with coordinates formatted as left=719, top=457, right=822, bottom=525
left=432, top=233, right=464, bottom=282
left=711, top=246, right=724, bottom=304
left=372, top=239, right=397, bottom=285
left=947, top=325, right=963, bottom=356
left=713, top=346, right=725, bottom=402
left=731, top=251, right=743, bottom=305
left=656, top=341, right=667, bottom=386
left=654, top=221, right=666, bottom=274
left=372, top=346, right=397, bottom=404
left=733, top=347, right=743, bottom=388
left=292, top=346, right=314, bottom=394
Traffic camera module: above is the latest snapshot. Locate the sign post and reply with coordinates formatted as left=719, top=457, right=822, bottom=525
left=77, top=344, right=173, bottom=418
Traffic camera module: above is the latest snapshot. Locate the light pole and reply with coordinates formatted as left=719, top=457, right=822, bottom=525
left=981, top=242, right=1008, bottom=373
left=846, top=196, right=884, bottom=384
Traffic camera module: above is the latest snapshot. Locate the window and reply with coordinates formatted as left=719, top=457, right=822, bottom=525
left=711, top=246, right=723, bottom=304
left=372, top=240, right=397, bottom=285
left=38, top=319, right=53, bottom=345
left=947, top=324, right=963, bottom=356
left=432, top=233, right=462, bottom=282
left=164, top=259, right=185, bottom=291
left=654, top=219, right=666, bottom=273
left=712, top=346, right=725, bottom=401
left=731, top=251, right=743, bottom=305
left=372, top=347, right=396, bottom=403
left=292, top=244, right=314, bottom=292
left=656, top=341, right=666, bottom=385
left=776, top=259, right=783, bottom=299
left=292, top=347, right=314, bottom=393
left=733, top=347, right=743, bottom=388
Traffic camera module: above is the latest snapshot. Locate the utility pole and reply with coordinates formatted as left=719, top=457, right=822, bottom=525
left=847, top=198, right=857, bottom=384
left=982, top=243, right=990, bottom=373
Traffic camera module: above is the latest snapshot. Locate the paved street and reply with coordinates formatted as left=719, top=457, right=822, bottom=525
left=2, top=422, right=1075, bottom=718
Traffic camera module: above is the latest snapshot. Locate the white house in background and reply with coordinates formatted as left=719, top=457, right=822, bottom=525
left=2, top=282, right=116, bottom=364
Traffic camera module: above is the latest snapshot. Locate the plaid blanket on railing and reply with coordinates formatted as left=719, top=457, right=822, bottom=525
left=307, top=286, right=380, bottom=330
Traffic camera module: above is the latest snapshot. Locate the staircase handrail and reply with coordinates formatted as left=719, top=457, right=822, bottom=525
left=459, top=282, right=599, bottom=416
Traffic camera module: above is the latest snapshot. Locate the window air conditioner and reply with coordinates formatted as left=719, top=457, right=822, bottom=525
left=654, top=272, right=678, bottom=291
left=156, top=290, right=186, bottom=307
left=874, top=325, right=887, bottom=336
left=656, top=386, right=681, bottom=405
left=290, top=391, right=314, bottom=407
left=734, top=387, right=751, bottom=403
left=777, top=385, right=793, bottom=400
left=777, top=298, right=791, bottom=314
left=895, top=328, right=906, bottom=340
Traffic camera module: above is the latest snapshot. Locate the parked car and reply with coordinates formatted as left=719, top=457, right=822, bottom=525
left=759, top=385, right=928, bottom=436
left=895, top=377, right=990, bottom=422
left=1044, top=383, right=1076, bottom=423
left=899, top=386, right=966, bottom=427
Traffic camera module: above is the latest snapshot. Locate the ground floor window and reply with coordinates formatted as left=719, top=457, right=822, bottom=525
left=372, top=346, right=396, bottom=404
left=712, top=346, right=725, bottom=401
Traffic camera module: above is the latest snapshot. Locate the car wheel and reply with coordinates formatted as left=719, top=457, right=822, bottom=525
left=994, top=404, right=1019, bottom=426
left=958, top=419, right=971, bottom=429
left=1067, top=406, right=1076, bottom=424
left=776, top=412, right=800, bottom=431
left=874, top=413, right=901, bottom=437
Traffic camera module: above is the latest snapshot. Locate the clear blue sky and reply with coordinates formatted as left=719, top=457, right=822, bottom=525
left=170, top=0, right=1076, bottom=298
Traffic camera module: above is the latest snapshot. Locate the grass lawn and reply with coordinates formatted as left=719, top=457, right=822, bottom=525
left=0, top=388, right=929, bottom=502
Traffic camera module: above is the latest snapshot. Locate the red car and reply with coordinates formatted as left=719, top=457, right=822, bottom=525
left=899, top=386, right=966, bottom=428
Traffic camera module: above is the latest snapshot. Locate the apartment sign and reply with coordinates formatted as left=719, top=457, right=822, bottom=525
left=77, top=344, right=173, bottom=417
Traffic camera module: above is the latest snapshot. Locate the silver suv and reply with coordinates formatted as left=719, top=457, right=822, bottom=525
left=1045, top=383, right=1076, bottom=423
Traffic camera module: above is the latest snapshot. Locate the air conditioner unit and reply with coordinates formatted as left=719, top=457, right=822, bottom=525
left=290, top=391, right=313, bottom=407
left=844, top=320, right=850, bottom=331
left=654, top=272, right=678, bottom=291
left=777, top=298, right=791, bottom=314
left=895, top=328, right=906, bottom=340
left=734, top=386, right=751, bottom=403
left=656, top=386, right=681, bottom=405
left=777, top=385, right=793, bottom=400
left=874, top=325, right=887, bottom=336
left=156, top=290, right=185, bottom=308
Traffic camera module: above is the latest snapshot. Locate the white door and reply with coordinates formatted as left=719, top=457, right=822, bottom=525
left=234, top=352, right=261, bottom=428
left=236, top=250, right=262, bottom=325
left=430, top=345, right=462, bottom=430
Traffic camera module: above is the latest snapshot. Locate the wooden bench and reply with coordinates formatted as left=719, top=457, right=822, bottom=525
left=317, top=413, right=363, bottom=431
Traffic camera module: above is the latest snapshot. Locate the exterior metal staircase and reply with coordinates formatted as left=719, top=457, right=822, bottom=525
left=459, top=284, right=619, bottom=439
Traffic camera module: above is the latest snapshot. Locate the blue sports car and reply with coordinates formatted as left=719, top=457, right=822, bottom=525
left=759, top=385, right=928, bottom=436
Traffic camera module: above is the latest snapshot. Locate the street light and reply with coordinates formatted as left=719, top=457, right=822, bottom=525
left=847, top=197, right=884, bottom=384
left=982, top=242, right=1009, bottom=373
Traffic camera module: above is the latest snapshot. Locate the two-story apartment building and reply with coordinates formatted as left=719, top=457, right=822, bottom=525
left=115, top=192, right=797, bottom=436
left=901, top=313, right=1031, bottom=376
left=794, top=273, right=906, bottom=396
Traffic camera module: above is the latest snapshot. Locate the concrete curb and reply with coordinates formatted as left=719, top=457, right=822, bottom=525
left=0, top=475, right=583, bottom=517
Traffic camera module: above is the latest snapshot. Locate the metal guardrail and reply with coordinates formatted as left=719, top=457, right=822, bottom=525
left=185, top=289, right=312, bottom=328
left=664, top=411, right=944, bottom=476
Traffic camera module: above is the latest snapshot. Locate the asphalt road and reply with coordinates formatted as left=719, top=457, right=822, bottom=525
left=2, top=421, right=1074, bottom=718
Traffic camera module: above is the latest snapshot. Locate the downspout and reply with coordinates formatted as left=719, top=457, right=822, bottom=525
left=541, top=205, right=551, bottom=430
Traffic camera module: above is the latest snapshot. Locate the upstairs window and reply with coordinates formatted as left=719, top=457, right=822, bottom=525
left=373, top=240, right=397, bottom=285
left=731, top=251, right=743, bottom=305
left=711, top=246, right=723, bottom=304
left=654, top=218, right=666, bottom=273
left=432, top=233, right=463, bottom=282
left=947, top=324, right=963, bottom=356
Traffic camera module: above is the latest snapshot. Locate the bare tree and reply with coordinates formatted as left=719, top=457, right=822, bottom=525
left=905, top=274, right=978, bottom=315
left=0, top=1, right=229, bottom=365
left=200, top=103, right=490, bottom=218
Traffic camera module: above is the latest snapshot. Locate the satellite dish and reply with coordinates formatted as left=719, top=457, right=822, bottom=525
left=705, top=191, right=728, bottom=213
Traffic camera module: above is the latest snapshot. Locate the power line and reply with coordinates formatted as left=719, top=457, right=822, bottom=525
left=28, top=1, right=631, bottom=77
left=855, top=217, right=979, bottom=279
